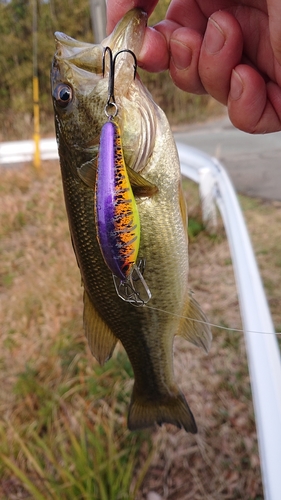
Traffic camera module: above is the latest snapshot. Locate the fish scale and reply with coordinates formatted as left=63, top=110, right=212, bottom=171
left=51, top=8, right=212, bottom=433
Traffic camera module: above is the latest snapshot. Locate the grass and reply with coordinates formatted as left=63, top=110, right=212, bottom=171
left=0, top=325, right=153, bottom=499
left=0, top=161, right=280, bottom=498
left=0, top=357, right=152, bottom=500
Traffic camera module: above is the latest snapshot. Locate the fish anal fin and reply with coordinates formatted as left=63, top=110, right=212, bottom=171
left=77, top=159, right=97, bottom=188
left=83, top=291, right=118, bottom=365
left=178, top=292, right=212, bottom=353
left=128, top=389, right=197, bottom=434
left=127, top=166, right=158, bottom=197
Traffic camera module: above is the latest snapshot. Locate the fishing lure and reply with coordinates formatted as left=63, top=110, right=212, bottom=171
left=95, top=47, right=151, bottom=305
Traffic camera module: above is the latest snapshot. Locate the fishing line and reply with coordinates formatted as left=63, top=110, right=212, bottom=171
left=143, top=303, right=281, bottom=336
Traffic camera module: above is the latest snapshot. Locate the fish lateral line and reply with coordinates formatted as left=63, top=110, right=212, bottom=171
left=142, top=303, right=281, bottom=336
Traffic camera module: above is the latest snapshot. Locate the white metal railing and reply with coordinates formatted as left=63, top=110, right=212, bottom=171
left=0, top=138, right=58, bottom=164
left=177, top=142, right=281, bottom=500
left=1, top=137, right=281, bottom=498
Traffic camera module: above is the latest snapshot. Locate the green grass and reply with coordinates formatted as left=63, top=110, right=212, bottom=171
left=0, top=347, right=153, bottom=500
left=188, top=217, right=205, bottom=239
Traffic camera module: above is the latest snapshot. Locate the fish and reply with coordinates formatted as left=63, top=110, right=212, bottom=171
left=51, top=8, right=212, bottom=433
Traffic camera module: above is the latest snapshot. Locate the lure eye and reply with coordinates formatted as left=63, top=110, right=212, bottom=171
left=53, top=83, right=73, bottom=108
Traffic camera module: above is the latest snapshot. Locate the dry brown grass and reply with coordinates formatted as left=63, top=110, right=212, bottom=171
left=0, top=161, right=280, bottom=499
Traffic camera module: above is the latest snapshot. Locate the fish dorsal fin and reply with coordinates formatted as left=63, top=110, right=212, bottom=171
left=78, top=158, right=158, bottom=196
left=83, top=291, right=118, bottom=365
left=178, top=292, right=212, bottom=353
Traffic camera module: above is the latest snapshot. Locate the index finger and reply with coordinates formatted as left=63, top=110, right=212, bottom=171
left=106, top=0, right=160, bottom=34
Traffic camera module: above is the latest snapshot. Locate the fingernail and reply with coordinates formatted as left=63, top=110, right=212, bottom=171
left=170, top=39, right=192, bottom=70
left=205, top=17, right=225, bottom=54
left=230, top=70, right=243, bottom=100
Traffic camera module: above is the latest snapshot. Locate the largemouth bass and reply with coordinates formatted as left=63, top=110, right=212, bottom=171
left=51, top=8, right=211, bottom=433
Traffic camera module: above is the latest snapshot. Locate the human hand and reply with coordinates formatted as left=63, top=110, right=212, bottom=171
left=107, top=0, right=281, bottom=133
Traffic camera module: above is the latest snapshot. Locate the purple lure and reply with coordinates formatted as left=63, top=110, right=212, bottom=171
left=95, top=120, right=140, bottom=281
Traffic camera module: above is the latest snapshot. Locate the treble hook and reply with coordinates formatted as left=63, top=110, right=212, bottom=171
left=102, top=46, right=137, bottom=118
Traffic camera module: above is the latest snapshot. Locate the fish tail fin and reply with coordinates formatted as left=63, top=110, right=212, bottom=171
left=128, top=390, right=197, bottom=434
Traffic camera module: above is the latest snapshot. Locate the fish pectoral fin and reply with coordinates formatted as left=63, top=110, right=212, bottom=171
left=128, top=389, right=197, bottom=434
left=127, top=166, right=158, bottom=197
left=77, top=158, right=157, bottom=197
left=178, top=292, right=212, bottom=353
left=83, top=291, right=118, bottom=365
left=77, top=159, right=97, bottom=188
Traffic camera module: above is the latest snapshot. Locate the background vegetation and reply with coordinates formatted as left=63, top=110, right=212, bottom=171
left=0, top=0, right=220, bottom=141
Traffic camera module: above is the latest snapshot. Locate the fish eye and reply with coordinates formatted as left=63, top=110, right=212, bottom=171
left=53, top=83, right=73, bottom=108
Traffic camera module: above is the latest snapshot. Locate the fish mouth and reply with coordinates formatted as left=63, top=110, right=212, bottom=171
left=54, top=32, right=94, bottom=55
left=53, top=33, right=104, bottom=76
left=51, top=8, right=148, bottom=96
left=53, top=9, right=147, bottom=73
